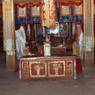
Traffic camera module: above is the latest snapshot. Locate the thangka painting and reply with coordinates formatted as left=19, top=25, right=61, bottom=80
left=74, top=0, right=83, bottom=16
left=59, top=0, right=71, bottom=16
left=16, top=3, right=27, bottom=18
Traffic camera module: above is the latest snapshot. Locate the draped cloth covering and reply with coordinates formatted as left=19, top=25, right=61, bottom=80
left=74, top=0, right=83, bottom=16
left=41, top=0, right=56, bottom=28
left=15, top=26, right=26, bottom=59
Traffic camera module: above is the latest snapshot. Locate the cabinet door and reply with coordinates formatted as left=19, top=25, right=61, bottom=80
left=30, top=62, right=47, bottom=78
left=48, top=61, right=65, bottom=77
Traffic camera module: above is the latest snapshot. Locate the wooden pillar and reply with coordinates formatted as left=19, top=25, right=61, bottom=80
left=83, top=0, right=94, bottom=63
left=2, top=0, right=16, bottom=71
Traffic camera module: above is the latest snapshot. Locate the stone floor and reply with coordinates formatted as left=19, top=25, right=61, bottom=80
left=0, top=52, right=95, bottom=95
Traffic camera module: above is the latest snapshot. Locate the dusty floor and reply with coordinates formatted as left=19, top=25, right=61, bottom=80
left=0, top=52, right=95, bottom=95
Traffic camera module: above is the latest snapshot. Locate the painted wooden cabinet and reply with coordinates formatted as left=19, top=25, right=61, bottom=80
left=19, top=56, right=77, bottom=80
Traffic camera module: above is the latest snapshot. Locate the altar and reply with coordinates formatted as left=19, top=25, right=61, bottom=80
left=13, top=0, right=84, bottom=80
left=19, top=56, right=82, bottom=80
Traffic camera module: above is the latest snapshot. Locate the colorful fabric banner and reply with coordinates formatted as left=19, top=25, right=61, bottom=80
left=59, top=0, right=71, bottom=22
left=29, top=2, right=41, bottom=17
left=59, top=1, right=70, bottom=16
left=18, top=7, right=26, bottom=18
left=74, top=4, right=83, bottom=16
left=41, top=0, right=56, bottom=28
left=16, top=3, right=27, bottom=18
left=60, top=5, right=70, bottom=16
left=41, top=0, right=50, bottom=28
left=74, top=0, right=83, bottom=5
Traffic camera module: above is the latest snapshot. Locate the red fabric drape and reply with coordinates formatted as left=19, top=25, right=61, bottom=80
left=59, top=0, right=83, bottom=6
left=59, top=0, right=71, bottom=6
left=16, top=2, right=42, bottom=8
left=16, top=3, right=28, bottom=8
left=29, top=2, right=42, bottom=7
left=74, top=0, right=83, bottom=6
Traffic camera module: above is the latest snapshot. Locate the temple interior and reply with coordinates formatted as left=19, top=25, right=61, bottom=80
left=0, top=0, right=95, bottom=95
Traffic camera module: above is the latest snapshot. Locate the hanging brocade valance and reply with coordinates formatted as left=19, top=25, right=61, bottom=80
left=59, top=0, right=71, bottom=6
left=73, top=0, right=83, bottom=16
left=29, top=2, right=41, bottom=17
left=73, top=0, right=83, bottom=23
left=15, top=2, right=42, bottom=24
left=29, top=2, right=42, bottom=24
left=74, top=0, right=83, bottom=6
left=16, top=3, right=27, bottom=19
left=59, top=0, right=71, bottom=16
left=59, top=0, right=71, bottom=23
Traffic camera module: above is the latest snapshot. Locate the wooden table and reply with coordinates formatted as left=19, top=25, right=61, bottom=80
left=19, top=56, right=78, bottom=80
